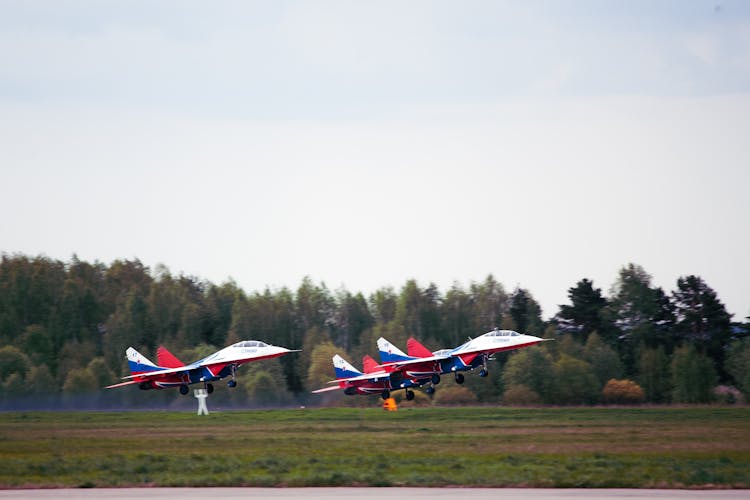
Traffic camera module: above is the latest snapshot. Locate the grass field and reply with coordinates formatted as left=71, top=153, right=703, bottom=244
left=1, top=407, right=748, bottom=488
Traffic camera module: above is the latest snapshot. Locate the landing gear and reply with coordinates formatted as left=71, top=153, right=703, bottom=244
left=205, top=383, right=214, bottom=394
left=227, top=364, right=237, bottom=389
left=179, top=384, right=189, bottom=395
left=405, top=389, right=415, bottom=401
left=479, top=355, right=489, bottom=377
left=455, top=373, right=465, bottom=384
left=425, top=386, right=436, bottom=395
left=431, top=373, right=441, bottom=385
left=381, top=389, right=391, bottom=400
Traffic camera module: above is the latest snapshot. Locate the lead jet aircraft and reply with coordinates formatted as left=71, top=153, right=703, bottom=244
left=311, top=354, right=425, bottom=400
left=378, top=328, right=547, bottom=386
left=106, top=340, right=299, bottom=395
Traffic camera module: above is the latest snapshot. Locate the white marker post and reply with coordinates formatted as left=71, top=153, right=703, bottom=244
left=194, top=388, right=209, bottom=415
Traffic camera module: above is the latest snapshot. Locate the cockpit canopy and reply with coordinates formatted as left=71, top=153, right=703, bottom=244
left=484, top=329, right=520, bottom=337
left=232, top=340, right=268, bottom=348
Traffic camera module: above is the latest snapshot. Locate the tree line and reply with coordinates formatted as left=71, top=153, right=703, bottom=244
left=0, top=254, right=748, bottom=407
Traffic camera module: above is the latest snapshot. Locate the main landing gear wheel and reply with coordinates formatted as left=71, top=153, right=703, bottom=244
left=179, top=384, right=189, bottom=395
left=227, top=379, right=237, bottom=388
left=405, top=389, right=415, bottom=401
left=431, top=373, right=441, bottom=385
left=479, top=369, right=489, bottom=378
left=425, top=386, right=435, bottom=395
left=206, top=383, right=214, bottom=394
left=381, top=389, right=391, bottom=400
left=455, top=373, right=465, bottom=384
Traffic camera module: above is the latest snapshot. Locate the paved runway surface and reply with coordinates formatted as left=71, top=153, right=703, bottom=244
left=1, top=489, right=748, bottom=500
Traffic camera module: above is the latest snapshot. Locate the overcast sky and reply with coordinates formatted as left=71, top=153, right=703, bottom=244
left=1, top=1, right=749, bottom=321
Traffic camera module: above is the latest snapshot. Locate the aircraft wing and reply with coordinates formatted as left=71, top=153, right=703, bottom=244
left=318, top=370, right=392, bottom=386
left=338, top=370, right=391, bottom=382
left=120, top=365, right=195, bottom=380
left=120, top=348, right=302, bottom=381
left=378, top=353, right=451, bottom=370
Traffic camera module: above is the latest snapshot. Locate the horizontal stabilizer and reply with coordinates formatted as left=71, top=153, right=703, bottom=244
left=311, top=385, right=341, bottom=394
left=105, top=380, right=141, bottom=389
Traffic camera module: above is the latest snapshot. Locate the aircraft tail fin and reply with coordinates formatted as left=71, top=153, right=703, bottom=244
left=362, top=354, right=380, bottom=373
left=126, top=347, right=160, bottom=375
left=407, top=337, right=434, bottom=358
left=333, top=354, right=362, bottom=379
left=377, top=337, right=414, bottom=363
left=156, top=346, right=185, bottom=368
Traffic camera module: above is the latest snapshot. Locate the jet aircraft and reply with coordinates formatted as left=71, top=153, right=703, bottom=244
left=106, top=340, right=298, bottom=395
left=378, top=328, right=547, bottom=386
left=377, top=338, right=441, bottom=393
left=311, top=354, right=425, bottom=400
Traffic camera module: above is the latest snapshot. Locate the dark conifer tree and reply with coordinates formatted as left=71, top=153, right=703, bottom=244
left=555, top=278, right=608, bottom=341
left=509, top=288, right=543, bottom=335
left=672, top=275, right=732, bottom=379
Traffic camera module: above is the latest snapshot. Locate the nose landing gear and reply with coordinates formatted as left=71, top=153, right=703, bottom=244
left=227, top=364, right=238, bottom=388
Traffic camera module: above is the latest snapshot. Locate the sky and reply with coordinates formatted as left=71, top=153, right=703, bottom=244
left=1, top=0, right=749, bottom=321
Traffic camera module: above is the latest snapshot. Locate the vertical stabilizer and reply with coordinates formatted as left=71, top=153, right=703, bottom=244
left=126, top=347, right=160, bottom=375
left=333, top=354, right=362, bottom=379
left=362, top=355, right=380, bottom=373
left=407, top=337, right=434, bottom=358
left=156, top=346, right=185, bottom=368
left=377, top=337, right=413, bottom=363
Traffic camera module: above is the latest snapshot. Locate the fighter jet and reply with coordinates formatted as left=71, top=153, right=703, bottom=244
left=311, top=354, right=426, bottom=400
left=106, top=340, right=299, bottom=395
left=378, top=328, right=548, bottom=386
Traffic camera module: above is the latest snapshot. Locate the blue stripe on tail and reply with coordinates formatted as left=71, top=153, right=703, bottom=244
left=334, top=366, right=362, bottom=379
left=128, top=360, right=162, bottom=374
left=378, top=350, right=415, bottom=363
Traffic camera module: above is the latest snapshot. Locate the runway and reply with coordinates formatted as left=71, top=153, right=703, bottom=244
left=0, top=489, right=748, bottom=500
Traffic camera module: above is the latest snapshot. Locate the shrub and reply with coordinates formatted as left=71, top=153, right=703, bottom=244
left=602, top=379, right=645, bottom=404
left=502, top=347, right=554, bottom=403
left=502, top=384, right=541, bottom=406
left=0, top=346, right=30, bottom=381
left=62, top=367, right=99, bottom=393
left=726, top=339, right=750, bottom=399
left=713, top=385, right=743, bottom=404
left=671, top=345, right=717, bottom=404
left=432, top=386, right=478, bottom=406
left=552, top=354, right=600, bottom=405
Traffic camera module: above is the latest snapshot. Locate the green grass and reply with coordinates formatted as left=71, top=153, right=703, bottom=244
left=1, top=407, right=748, bottom=488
